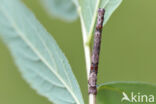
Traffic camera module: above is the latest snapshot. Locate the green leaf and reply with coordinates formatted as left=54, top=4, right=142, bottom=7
left=40, top=0, right=78, bottom=22
left=0, top=0, right=84, bottom=104
left=78, top=0, right=123, bottom=44
left=97, top=81, right=156, bottom=104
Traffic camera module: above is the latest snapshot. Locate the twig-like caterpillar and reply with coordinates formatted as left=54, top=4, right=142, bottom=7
left=88, top=8, right=105, bottom=95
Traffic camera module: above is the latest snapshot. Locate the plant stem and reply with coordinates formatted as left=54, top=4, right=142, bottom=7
left=88, top=8, right=105, bottom=104
left=89, top=94, right=96, bottom=104
left=84, top=44, right=91, bottom=79
left=78, top=6, right=105, bottom=104
left=78, top=7, right=91, bottom=79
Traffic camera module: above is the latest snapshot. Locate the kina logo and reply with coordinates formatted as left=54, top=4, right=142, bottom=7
left=121, top=92, right=155, bottom=103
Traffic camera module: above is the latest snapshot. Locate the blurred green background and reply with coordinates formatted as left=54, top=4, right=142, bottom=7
left=0, top=0, right=156, bottom=104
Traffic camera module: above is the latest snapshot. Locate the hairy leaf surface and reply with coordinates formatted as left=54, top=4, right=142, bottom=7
left=0, top=0, right=84, bottom=104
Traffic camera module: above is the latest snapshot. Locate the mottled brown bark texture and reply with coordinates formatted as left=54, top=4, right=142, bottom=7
left=88, top=8, right=105, bottom=95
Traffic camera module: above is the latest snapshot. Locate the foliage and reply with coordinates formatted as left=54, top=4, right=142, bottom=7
left=0, top=0, right=155, bottom=104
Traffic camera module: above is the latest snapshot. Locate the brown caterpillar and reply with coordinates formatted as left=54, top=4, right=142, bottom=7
left=88, top=8, right=105, bottom=95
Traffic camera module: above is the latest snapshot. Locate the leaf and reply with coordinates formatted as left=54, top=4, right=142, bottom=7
left=78, top=0, right=123, bottom=44
left=97, top=81, right=156, bottom=104
left=0, top=0, right=84, bottom=104
left=39, top=0, right=78, bottom=22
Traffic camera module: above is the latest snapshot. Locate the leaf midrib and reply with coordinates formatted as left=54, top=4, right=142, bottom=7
left=78, top=0, right=101, bottom=44
left=25, top=17, right=74, bottom=89
left=0, top=6, right=81, bottom=104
